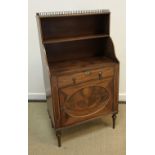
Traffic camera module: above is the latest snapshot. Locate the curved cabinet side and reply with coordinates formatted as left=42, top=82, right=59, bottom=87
left=36, top=15, right=55, bottom=127
left=104, top=36, right=119, bottom=112
left=104, top=37, right=119, bottom=63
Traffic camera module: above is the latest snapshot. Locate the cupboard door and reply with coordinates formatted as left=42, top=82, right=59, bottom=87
left=59, top=77, right=114, bottom=127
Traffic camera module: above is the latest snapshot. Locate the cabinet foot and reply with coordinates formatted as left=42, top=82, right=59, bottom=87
left=112, top=114, right=117, bottom=129
left=56, top=130, right=61, bottom=147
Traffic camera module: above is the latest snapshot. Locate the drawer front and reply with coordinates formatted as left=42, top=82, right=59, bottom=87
left=58, top=67, right=114, bottom=88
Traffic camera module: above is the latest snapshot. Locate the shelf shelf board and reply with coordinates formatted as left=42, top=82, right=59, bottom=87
left=43, top=34, right=109, bottom=44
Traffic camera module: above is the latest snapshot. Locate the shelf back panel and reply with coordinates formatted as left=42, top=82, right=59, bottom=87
left=40, top=14, right=110, bottom=41
left=45, top=38, right=107, bottom=63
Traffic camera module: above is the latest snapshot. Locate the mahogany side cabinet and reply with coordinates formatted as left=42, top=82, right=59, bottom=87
left=36, top=10, right=119, bottom=147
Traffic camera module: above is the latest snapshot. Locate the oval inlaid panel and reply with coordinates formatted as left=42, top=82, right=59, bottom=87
left=64, top=86, right=110, bottom=117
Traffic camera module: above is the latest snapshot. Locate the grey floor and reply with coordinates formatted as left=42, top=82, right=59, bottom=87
left=29, top=102, right=126, bottom=155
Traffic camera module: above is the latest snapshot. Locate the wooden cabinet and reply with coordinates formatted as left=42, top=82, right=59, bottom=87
left=36, top=10, right=119, bottom=147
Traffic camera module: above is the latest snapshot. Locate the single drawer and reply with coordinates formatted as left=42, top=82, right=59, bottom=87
left=58, top=67, right=114, bottom=88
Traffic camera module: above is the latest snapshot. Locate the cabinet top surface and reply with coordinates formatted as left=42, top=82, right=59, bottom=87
left=49, top=56, right=116, bottom=74
left=37, top=10, right=110, bottom=18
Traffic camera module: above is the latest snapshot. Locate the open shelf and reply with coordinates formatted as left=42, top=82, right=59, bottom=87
left=40, top=14, right=110, bottom=42
left=38, top=11, right=118, bottom=74
left=43, top=34, right=109, bottom=44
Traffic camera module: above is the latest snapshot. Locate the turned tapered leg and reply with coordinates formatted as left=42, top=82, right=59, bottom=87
left=112, top=114, right=117, bottom=129
left=56, top=130, right=61, bottom=147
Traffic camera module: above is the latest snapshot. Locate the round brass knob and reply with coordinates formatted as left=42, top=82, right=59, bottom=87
left=98, top=71, right=103, bottom=80
left=84, top=71, right=91, bottom=75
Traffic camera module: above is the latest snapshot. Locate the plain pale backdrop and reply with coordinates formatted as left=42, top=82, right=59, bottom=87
left=28, top=0, right=126, bottom=101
